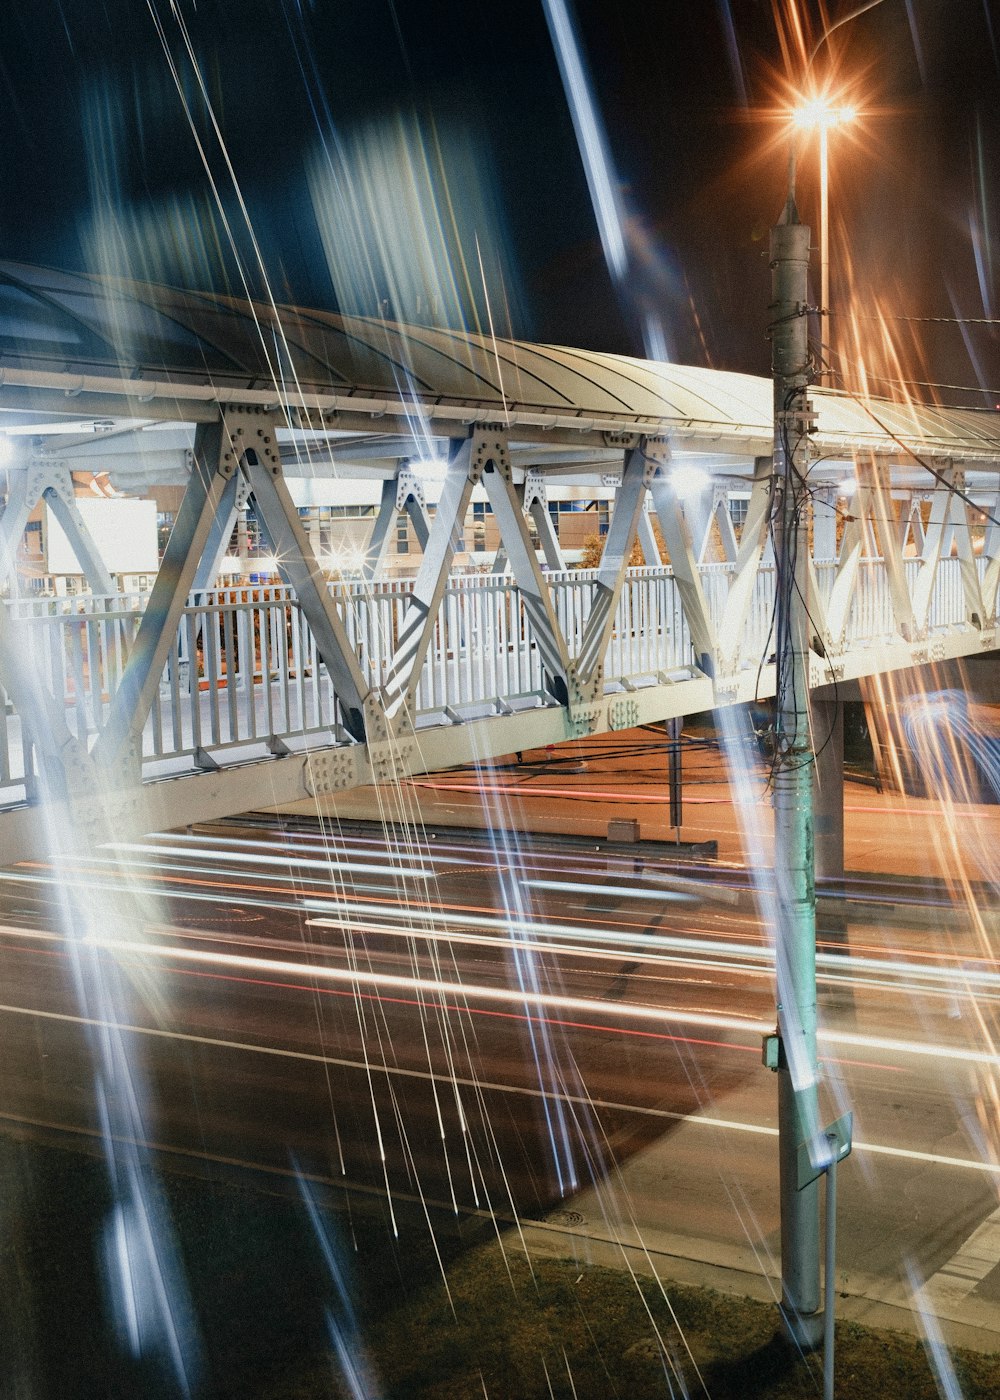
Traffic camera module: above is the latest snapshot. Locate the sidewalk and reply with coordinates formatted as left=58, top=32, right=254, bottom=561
left=275, top=724, right=1000, bottom=885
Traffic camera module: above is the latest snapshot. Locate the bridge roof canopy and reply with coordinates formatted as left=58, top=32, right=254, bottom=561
left=0, top=259, right=998, bottom=467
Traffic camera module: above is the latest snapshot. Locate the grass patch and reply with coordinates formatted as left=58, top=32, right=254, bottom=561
left=327, top=1248, right=1000, bottom=1399
left=1, top=1129, right=998, bottom=1398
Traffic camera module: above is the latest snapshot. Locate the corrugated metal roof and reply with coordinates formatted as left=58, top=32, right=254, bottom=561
left=0, top=259, right=998, bottom=462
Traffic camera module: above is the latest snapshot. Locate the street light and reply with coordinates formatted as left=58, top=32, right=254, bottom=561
left=791, top=98, right=856, bottom=380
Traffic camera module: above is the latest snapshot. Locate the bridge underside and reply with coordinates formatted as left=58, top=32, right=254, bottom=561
left=1, top=265, right=999, bottom=863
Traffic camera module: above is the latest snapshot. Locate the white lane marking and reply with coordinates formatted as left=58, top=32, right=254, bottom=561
left=3, top=999, right=1000, bottom=1178
left=924, top=1203, right=1000, bottom=1305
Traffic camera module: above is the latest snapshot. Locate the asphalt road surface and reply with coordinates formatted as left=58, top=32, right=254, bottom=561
left=1, top=813, right=998, bottom=1349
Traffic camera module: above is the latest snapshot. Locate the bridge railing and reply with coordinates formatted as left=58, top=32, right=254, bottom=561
left=0, top=551, right=986, bottom=800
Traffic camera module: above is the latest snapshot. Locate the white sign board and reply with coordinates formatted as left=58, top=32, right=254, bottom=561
left=45, top=498, right=159, bottom=576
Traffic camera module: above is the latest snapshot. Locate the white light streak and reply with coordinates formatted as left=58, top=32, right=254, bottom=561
left=56, top=931, right=1000, bottom=1071
left=104, top=842, right=436, bottom=881
left=522, top=878, right=692, bottom=904
left=0, top=1003, right=997, bottom=1179
left=541, top=0, right=628, bottom=281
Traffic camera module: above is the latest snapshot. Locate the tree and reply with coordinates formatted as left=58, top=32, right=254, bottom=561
left=575, top=522, right=668, bottom=569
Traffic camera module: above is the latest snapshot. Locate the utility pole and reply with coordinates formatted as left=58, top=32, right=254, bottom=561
left=769, top=190, right=823, bottom=1349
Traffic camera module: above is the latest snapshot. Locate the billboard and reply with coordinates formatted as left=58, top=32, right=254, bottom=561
left=44, top=497, right=159, bottom=576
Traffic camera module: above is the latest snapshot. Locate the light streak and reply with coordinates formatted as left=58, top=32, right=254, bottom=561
left=0, top=1006, right=994, bottom=1179
left=10, top=858, right=1000, bottom=1008
left=105, top=841, right=436, bottom=881
left=8, top=897, right=998, bottom=1017
left=522, top=878, right=693, bottom=904
left=44, top=933, right=1000, bottom=1071
left=541, top=0, right=628, bottom=281
left=905, top=1261, right=965, bottom=1400
left=172, top=829, right=479, bottom=870
left=403, top=778, right=998, bottom=822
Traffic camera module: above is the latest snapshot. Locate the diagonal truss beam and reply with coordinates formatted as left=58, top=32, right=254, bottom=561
left=825, top=470, right=875, bottom=645
left=381, top=433, right=481, bottom=720
left=0, top=602, right=87, bottom=800
left=714, top=455, right=773, bottom=671
left=870, top=465, right=916, bottom=642
left=363, top=465, right=432, bottom=580
left=572, top=438, right=661, bottom=690
left=37, top=463, right=118, bottom=596
left=912, top=463, right=956, bottom=634
left=636, top=497, right=661, bottom=566
left=239, top=427, right=371, bottom=741
left=948, top=486, right=986, bottom=626
left=93, top=418, right=234, bottom=769
left=523, top=470, right=567, bottom=571
left=713, top=490, right=740, bottom=563
left=0, top=458, right=116, bottom=596
left=822, top=455, right=917, bottom=649
left=649, top=455, right=717, bottom=669
left=980, top=487, right=1000, bottom=622
left=481, top=449, right=570, bottom=704
left=193, top=469, right=249, bottom=591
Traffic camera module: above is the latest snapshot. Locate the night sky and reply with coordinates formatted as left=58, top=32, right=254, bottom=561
left=1, top=1, right=998, bottom=393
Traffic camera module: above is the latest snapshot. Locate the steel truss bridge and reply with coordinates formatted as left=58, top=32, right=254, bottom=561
left=0, top=259, right=999, bottom=861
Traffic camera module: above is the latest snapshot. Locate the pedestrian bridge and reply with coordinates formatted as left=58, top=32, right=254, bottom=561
left=0, top=259, right=998, bottom=860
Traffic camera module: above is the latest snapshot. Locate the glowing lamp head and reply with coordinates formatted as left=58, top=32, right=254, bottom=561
left=837, top=477, right=858, bottom=498
left=793, top=97, right=856, bottom=131
left=670, top=464, right=710, bottom=500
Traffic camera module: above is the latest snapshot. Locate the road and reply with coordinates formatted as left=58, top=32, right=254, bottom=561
left=1, top=808, right=998, bottom=1350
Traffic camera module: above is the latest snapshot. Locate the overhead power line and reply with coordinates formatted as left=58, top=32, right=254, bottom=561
left=829, top=311, right=1000, bottom=327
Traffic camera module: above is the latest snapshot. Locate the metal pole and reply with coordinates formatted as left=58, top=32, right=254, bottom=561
left=819, top=123, right=830, bottom=383
left=824, top=1145, right=838, bottom=1400
left=770, top=197, right=823, bottom=1348
left=667, top=716, right=682, bottom=842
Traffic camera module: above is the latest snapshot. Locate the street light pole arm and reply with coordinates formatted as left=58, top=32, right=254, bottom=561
left=807, top=0, right=888, bottom=71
